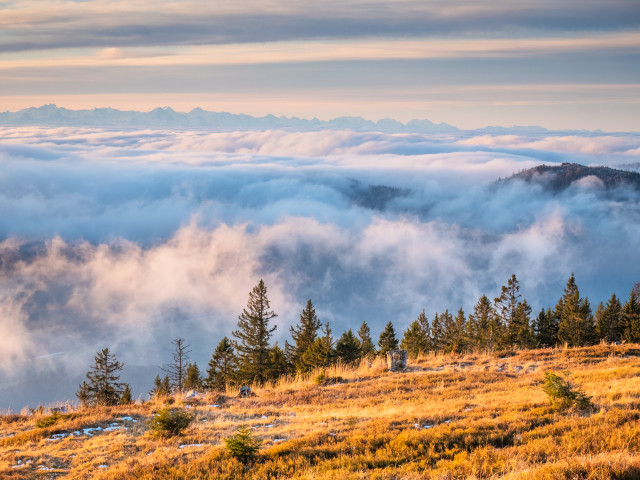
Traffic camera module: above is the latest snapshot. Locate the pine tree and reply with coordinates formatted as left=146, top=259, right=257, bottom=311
left=76, top=348, right=126, bottom=407
left=378, top=321, right=399, bottom=356
left=233, top=279, right=278, bottom=384
left=512, top=300, right=535, bottom=348
left=534, top=308, right=558, bottom=348
left=162, top=338, right=191, bottom=393
left=556, top=274, right=595, bottom=347
left=285, top=299, right=321, bottom=371
left=205, top=337, right=238, bottom=391
left=596, top=293, right=624, bottom=342
left=623, top=286, right=640, bottom=342
left=149, top=375, right=171, bottom=398
left=335, top=329, right=361, bottom=365
left=401, top=314, right=428, bottom=359
left=301, top=322, right=335, bottom=370
left=183, top=362, right=203, bottom=391
left=416, top=310, right=433, bottom=352
left=357, top=321, right=377, bottom=358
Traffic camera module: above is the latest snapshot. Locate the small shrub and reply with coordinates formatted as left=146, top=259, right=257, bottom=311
left=224, top=424, right=261, bottom=464
left=314, top=371, right=326, bottom=385
left=35, top=411, right=70, bottom=428
left=542, top=372, right=591, bottom=410
left=147, top=408, right=193, bottom=437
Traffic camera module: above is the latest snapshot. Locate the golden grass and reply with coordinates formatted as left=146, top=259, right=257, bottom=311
left=2, top=344, right=640, bottom=479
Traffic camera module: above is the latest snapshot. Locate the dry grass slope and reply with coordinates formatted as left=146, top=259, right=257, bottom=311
left=2, top=344, right=640, bottom=479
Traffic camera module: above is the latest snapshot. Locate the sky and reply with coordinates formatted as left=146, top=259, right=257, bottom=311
left=1, top=1, right=640, bottom=410
left=0, top=0, right=639, bottom=130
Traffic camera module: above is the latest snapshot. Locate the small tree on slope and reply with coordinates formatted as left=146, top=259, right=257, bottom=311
left=77, top=348, right=126, bottom=407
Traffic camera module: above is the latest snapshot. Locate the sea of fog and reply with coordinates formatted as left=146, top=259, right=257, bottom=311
left=1, top=126, right=639, bottom=410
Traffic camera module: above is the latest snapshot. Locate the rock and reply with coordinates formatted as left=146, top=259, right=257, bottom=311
left=238, top=386, right=253, bottom=398
left=387, top=350, right=408, bottom=371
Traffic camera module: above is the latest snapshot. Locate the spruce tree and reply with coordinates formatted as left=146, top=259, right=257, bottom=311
left=301, top=322, right=335, bottom=370
left=233, top=279, right=278, bottom=384
left=184, top=362, right=203, bottom=391
left=205, top=337, right=238, bottom=390
left=556, top=274, right=595, bottom=347
left=401, top=315, right=428, bottom=359
left=596, top=293, right=624, bottom=342
left=76, top=348, right=126, bottom=407
left=440, top=310, right=456, bottom=353
left=431, top=313, right=445, bottom=352
left=119, top=384, right=133, bottom=405
left=357, top=321, right=377, bottom=358
left=623, top=287, right=640, bottom=342
left=285, top=299, right=321, bottom=371
left=534, top=308, right=558, bottom=348
left=470, top=295, right=493, bottom=351
left=452, top=308, right=467, bottom=353
left=416, top=310, right=433, bottom=352
left=266, top=344, right=290, bottom=381
left=335, top=329, right=361, bottom=365
left=149, top=375, right=172, bottom=398
left=378, top=321, right=399, bottom=356
left=494, top=274, right=532, bottom=348
left=161, top=338, right=191, bottom=393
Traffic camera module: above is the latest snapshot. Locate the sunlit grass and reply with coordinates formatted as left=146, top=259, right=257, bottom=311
left=2, top=344, right=639, bottom=479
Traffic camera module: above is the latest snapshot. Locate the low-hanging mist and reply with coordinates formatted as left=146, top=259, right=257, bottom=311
left=1, top=125, right=639, bottom=410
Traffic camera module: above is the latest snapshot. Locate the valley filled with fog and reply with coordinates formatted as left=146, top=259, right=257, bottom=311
left=1, top=124, right=639, bottom=410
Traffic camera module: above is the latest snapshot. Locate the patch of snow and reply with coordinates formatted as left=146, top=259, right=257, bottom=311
left=261, top=415, right=268, bottom=419
left=273, top=438, right=286, bottom=443
left=98, top=464, right=108, bottom=469
left=264, top=424, right=274, bottom=428
left=179, top=443, right=204, bottom=449
left=464, top=408, right=473, bottom=412
left=444, top=420, right=451, bottom=424
left=104, top=425, right=122, bottom=432
left=83, top=426, right=103, bottom=435
left=120, top=416, right=136, bottom=422
left=423, top=425, right=433, bottom=429
left=208, top=404, right=220, bottom=408
left=38, top=466, right=55, bottom=471
left=414, top=423, right=419, bottom=428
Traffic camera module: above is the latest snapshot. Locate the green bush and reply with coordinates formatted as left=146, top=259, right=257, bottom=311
left=542, top=372, right=591, bottom=410
left=224, top=424, right=261, bottom=464
left=147, top=408, right=193, bottom=437
left=314, top=371, right=326, bottom=385
left=35, top=411, right=70, bottom=428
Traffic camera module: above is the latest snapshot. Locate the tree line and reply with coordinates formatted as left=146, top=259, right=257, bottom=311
left=77, top=275, right=640, bottom=406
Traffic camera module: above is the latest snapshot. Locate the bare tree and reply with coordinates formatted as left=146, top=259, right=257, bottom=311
left=161, top=338, right=191, bottom=393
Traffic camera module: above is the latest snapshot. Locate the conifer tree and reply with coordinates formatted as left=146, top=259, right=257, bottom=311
left=119, top=384, right=133, bottom=405
left=556, top=274, right=595, bottom=346
left=534, top=308, right=558, bottom=348
left=431, top=313, right=445, bottom=352
left=623, top=286, right=640, bottom=342
left=149, top=375, right=171, bottom=398
left=470, top=296, right=493, bottom=350
left=233, top=279, right=278, bottom=384
left=301, top=322, right=335, bottom=370
left=401, top=315, right=428, bottom=359
left=494, top=274, right=531, bottom=348
left=76, top=348, right=126, bottom=407
left=378, top=321, right=399, bottom=356
left=440, top=310, right=456, bottom=353
left=265, top=344, right=290, bottom=381
left=416, top=310, right=433, bottom=352
left=335, top=329, right=361, bottom=365
left=184, top=362, right=203, bottom=391
left=205, top=337, right=238, bottom=390
left=285, top=299, right=321, bottom=371
left=596, top=293, right=624, bottom=342
left=452, top=308, right=468, bottom=353
left=357, top=321, right=377, bottom=358
left=162, top=338, right=191, bottom=393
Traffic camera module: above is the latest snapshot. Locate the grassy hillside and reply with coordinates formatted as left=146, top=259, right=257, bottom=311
left=2, top=344, right=640, bottom=479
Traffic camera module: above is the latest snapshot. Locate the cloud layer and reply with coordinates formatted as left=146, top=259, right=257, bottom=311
left=1, top=125, right=640, bottom=409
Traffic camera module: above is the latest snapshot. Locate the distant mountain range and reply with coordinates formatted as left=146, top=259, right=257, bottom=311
left=0, top=104, right=603, bottom=134
left=504, top=163, right=640, bottom=191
